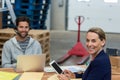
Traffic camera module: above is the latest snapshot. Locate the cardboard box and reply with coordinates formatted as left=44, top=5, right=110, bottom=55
left=110, top=56, right=120, bottom=68
left=110, top=56, right=120, bottom=74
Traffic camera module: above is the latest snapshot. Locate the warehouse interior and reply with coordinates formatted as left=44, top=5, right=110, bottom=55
left=0, top=0, right=120, bottom=79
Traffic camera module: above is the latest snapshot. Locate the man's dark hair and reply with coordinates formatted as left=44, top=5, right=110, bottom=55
left=16, top=16, right=30, bottom=26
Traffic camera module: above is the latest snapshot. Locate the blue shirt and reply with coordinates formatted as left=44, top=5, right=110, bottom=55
left=75, top=50, right=111, bottom=80
left=82, top=50, right=111, bottom=80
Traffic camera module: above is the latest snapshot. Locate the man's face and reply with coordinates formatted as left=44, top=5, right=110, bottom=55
left=86, top=32, right=105, bottom=55
left=17, top=21, right=30, bottom=38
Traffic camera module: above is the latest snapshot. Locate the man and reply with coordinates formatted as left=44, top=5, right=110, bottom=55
left=2, top=16, right=42, bottom=68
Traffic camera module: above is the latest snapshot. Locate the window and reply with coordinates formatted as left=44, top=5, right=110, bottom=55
left=104, top=0, right=118, bottom=3
left=78, top=0, right=90, bottom=2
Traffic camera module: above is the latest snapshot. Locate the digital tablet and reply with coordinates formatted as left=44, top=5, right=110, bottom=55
left=49, top=60, right=64, bottom=74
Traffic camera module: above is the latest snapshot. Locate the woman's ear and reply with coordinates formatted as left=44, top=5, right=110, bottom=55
left=101, top=39, right=106, bottom=47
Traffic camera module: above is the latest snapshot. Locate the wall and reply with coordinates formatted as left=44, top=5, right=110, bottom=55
left=50, top=0, right=66, bottom=30
left=68, top=0, right=120, bottom=33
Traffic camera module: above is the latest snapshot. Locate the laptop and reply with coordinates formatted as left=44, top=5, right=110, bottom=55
left=16, top=54, right=46, bottom=72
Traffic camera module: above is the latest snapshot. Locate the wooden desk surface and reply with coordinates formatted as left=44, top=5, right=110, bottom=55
left=0, top=68, right=120, bottom=80
left=0, top=68, right=56, bottom=80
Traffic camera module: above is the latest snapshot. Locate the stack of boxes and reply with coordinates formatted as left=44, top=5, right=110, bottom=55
left=0, top=28, right=50, bottom=66
left=110, top=56, right=120, bottom=74
left=2, top=0, right=50, bottom=29
left=106, top=48, right=120, bottom=74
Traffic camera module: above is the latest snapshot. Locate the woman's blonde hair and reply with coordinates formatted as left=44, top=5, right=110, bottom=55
left=87, top=27, right=106, bottom=41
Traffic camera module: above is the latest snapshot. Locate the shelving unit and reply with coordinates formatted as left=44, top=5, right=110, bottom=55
left=2, top=0, right=50, bottom=29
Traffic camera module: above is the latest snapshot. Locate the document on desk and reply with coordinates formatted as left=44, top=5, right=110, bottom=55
left=44, top=65, right=86, bottom=73
left=19, top=72, right=44, bottom=80
left=70, top=78, right=82, bottom=80
left=48, top=74, right=59, bottom=80
left=48, top=74, right=82, bottom=80
left=0, top=71, right=19, bottom=80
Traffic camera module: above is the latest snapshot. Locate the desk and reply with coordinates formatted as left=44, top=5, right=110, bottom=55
left=0, top=68, right=120, bottom=80
left=0, top=68, right=56, bottom=80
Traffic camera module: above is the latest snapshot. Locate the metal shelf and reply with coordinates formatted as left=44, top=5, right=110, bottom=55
left=0, top=8, right=8, bottom=12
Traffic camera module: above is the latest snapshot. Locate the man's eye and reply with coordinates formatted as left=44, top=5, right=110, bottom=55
left=19, top=26, right=29, bottom=28
left=86, top=39, right=89, bottom=42
left=92, top=40, right=96, bottom=43
left=25, top=26, right=29, bottom=28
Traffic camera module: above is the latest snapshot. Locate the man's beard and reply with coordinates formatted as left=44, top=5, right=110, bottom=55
left=18, top=32, right=28, bottom=38
left=15, top=30, right=29, bottom=38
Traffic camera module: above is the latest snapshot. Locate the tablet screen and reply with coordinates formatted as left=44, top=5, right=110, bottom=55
left=50, top=60, right=63, bottom=74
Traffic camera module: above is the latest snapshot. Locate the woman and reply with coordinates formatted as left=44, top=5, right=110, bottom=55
left=58, top=27, right=111, bottom=80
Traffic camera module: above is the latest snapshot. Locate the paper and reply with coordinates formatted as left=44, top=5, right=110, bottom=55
left=71, top=79, right=82, bottom=80
left=47, top=74, right=59, bottom=80
left=19, top=72, right=44, bottom=80
left=0, top=71, right=19, bottom=80
left=44, top=65, right=86, bottom=72
left=47, top=74, right=81, bottom=80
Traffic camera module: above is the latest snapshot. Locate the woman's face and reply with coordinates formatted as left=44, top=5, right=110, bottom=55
left=86, top=32, right=105, bottom=55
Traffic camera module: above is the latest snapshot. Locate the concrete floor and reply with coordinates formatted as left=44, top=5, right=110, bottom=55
left=49, top=30, right=120, bottom=65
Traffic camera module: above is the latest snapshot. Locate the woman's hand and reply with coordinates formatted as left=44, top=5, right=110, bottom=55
left=57, top=69, right=75, bottom=80
left=58, top=74, right=70, bottom=80
left=64, top=69, right=75, bottom=78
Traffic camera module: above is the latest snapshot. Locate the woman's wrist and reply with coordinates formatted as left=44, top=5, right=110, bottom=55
left=74, top=72, right=83, bottom=78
